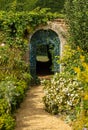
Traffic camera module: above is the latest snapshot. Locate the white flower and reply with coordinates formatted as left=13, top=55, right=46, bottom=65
left=71, top=94, right=74, bottom=97
left=1, top=43, right=5, bottom=46
left=67, top=101, right=72, bottom=106
left=67, top=93, right=70, bottom=96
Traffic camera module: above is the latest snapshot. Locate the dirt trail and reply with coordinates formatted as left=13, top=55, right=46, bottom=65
left=15, top=83, right=72, bottom=130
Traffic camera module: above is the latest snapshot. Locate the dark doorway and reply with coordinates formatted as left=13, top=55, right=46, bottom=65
left=29, top=29, right=60, bottom=80
left=36, top=45, right=54, bottom=76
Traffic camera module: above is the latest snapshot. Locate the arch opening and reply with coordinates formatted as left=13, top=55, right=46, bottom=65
left=29, top=29, right=60, bottom=79
left=36, top=44, right=54, bottom=76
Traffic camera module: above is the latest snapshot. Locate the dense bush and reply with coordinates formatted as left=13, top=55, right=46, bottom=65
left=64, top=0, right=88, bottom=129
left=0, top=76, right=31, bottom=130
left=0, top=0, right=65, bottom=13
left=0, top=78, right=29, bottom=110
left=0, top=114, right=15, bottom=130
left=36, top=0, right=65, bottom=13
left=73, top=57, right=88, bottom=129
left=65, top=0, right=88, bottom=51
left=0, top=0, right=37, bottom=11
left=0, top=99, right=15, bottom=129
left=58, top=45, right=88, bottom=74
left=0, top=8, right=62, bottom=48
left=0, top=42, right=30, bottom=129
left=59, top=46, right=88, bottom=129
left=42, top=73, right=82, bottom=117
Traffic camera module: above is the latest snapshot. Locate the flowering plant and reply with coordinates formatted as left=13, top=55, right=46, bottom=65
left=42, top=72, right=83, bottom=118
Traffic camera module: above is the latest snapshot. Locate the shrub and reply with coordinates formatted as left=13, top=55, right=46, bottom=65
left=0, top=114, right=15, bottom=130
left=42, top=72, right=83, bottom=118
left=65, top=0, right=88, bottom=51
left=0, top=76, right=30, bottom=110
left=58, top=45, right=88, bottom=75
left=0, top=76, right=30, bottom=129
left=73, top=57, right=88, bottom=129
left=0, top=99, right=10, bottom=115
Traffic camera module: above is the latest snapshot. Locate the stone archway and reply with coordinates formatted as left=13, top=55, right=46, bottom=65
left=28, top=19, right=67, bottom=80
left=29, top=29, right=60, bottom=79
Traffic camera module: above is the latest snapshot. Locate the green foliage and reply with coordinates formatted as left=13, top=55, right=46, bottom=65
left=0, top=97, right=15, bottom=130
left=0, top=43, right=30, bottom=81
left=0, top=8, right=60, bottom=40
left=0, top=0, right=65, bottom=13
left=59, top=45, right=88, bottom=128
left=0, top=114, right=15, bottom=130
left=36, top=0, right=65, bottom=13
left=65, top=0, right=88, bottom=51
left=0, top=76, right=30, bottom=129
left=58, top=45, right=88, bottom=74
left=0, top=0, right=37, bottom=11
left=73, top=111, right=88, bottom=130
left=0, top=78, right=27, bottom=110
left=0, top=99, right=10, bottom=115
left=64, top=1, right=88, bottom=128
left=42, top=73, right=82, bottom=118
left=73, top=55, right=88, bottom=129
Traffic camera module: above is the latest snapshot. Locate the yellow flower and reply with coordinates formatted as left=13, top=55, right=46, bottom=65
left=77, top=46, right=81, bottom=51
left=74, top=67, right=80, bottom=73
left=82, top=62, right=88, bottom=70
left=84, top=94, right=88, bottom=100
left=80, top=55, right=85, bottom=61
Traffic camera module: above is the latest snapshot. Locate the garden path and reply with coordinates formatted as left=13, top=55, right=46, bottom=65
left=15, top=76, right=72, bottom=130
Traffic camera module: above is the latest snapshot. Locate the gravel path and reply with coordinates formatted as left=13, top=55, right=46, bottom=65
left=15, top=84, right=72, bottom=130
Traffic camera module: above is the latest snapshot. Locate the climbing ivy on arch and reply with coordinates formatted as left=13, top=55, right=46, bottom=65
left=0, top=8, right=61, bottom=49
